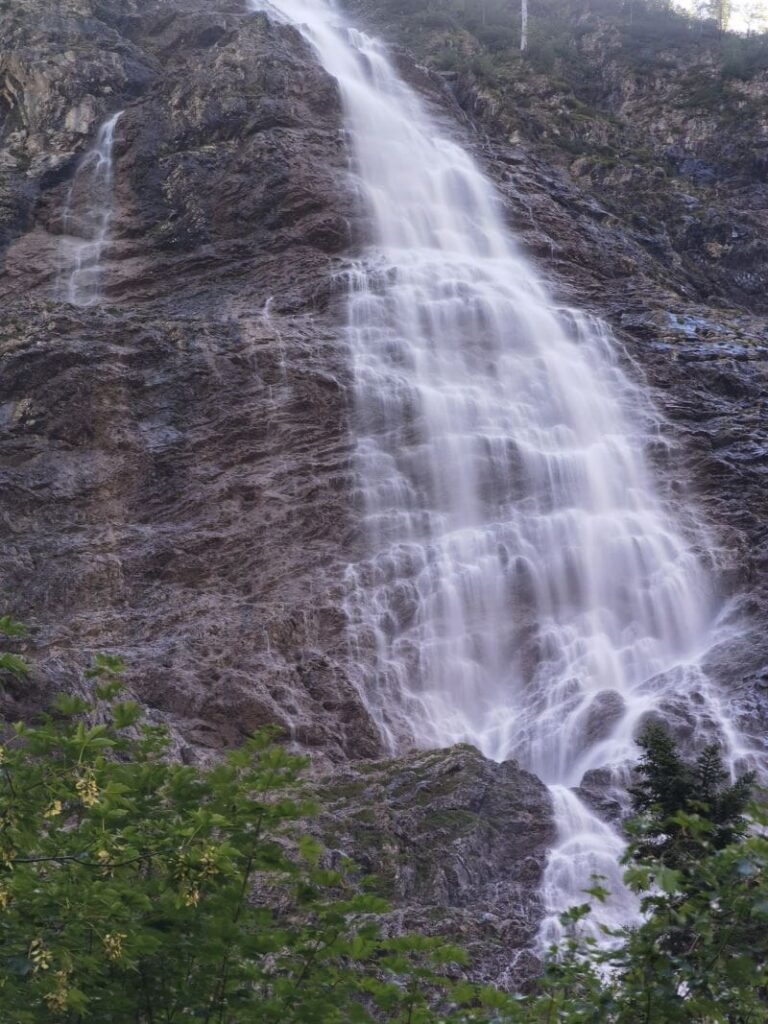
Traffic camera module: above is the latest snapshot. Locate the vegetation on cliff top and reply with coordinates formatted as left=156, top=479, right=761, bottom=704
left=343, top=0, right=768, bottom=162
left=342, top=0, right=768, bottom=315
left=346, top=0, right=768, bottom=81
left=0, top=621, right=766, bottom=1022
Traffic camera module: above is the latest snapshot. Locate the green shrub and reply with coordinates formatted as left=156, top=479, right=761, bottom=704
left=475, top=24, right=519, bottom=53
left=629, top=721, right=755, bottom=866
left=722, top=33, right=768, bottom=79
left=0, top=656, right=471, bottom=1023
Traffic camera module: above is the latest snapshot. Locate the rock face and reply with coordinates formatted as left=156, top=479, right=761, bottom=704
left=346, top=0, right=768, bottom=316
left=315, top=746, right=555, bottom=986
left=0, top=0, right=378, bottom=761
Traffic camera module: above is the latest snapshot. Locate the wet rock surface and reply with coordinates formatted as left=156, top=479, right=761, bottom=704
left=314, top=746, right=555, bottom=987
left=0, top=302, right=380, bottom=760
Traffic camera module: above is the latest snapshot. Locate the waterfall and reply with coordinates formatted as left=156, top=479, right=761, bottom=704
left=57, top=111, right=122, bottom=307
left=249, top=0, right=742, bottom=941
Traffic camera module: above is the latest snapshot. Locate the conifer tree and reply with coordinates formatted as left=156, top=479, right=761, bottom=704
left=629, top=721, right=754, bottom=867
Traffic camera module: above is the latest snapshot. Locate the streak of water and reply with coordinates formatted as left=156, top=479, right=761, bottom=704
left=248, top=0, right=744, bottom=944
left=57, top=111, right=122, bottom=306
left=540, top=786, right=638, bottom=944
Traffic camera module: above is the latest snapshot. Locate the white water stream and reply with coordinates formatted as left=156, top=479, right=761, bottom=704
left=249, top=0, right=742, bottom=943
left=57, top=111, right=122, bottom=307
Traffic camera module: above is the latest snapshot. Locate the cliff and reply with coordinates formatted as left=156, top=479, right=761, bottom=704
left=0, top=0, right=381, bottom=760
left=1, top=0, right=766, bottom=981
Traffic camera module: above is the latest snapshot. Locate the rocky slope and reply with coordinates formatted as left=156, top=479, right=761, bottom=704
left=347, top=0, right=768, bottom=316
left=1, top=0, right=767, bottom=981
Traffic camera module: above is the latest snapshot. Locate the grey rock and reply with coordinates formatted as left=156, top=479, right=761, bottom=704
left=313, top=745, right=555, bottom=988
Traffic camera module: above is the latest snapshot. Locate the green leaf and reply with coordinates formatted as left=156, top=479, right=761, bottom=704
left=52, top=693, right=93, bottom=716
left=86, top=653, right=126, bottom=681
left=0, top=616, right=27, bottom=638
left=0, top=653, right=28, bottom=679
left=655, top=867, right=682, bottom=893
left=111, top=701, right=143, bottom=729
left=583, top=883, right=611, bottom=903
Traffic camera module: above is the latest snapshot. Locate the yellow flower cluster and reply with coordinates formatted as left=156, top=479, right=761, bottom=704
left=175, top=849, right=217, bottom=907
left=0, top=746, right=6, bottom=765
left=200, top=845, right=218, bottom=879
left=103, top=932, right=127, bottom=962
left=43, top=971, right=70, bottom=1012
left=184, top=885, right=201, bottom=908
left=75, top=771, right=99, bottom=807
left=29, top=939, right=53, bottom=972
left=43, top=800, right=63, bottom=819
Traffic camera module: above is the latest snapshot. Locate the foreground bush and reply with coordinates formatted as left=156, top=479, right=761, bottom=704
left=0, top=651, right=476, bottom=1023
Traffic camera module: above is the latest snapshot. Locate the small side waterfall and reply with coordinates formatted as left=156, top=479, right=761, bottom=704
left=250, top=0, right=746, bottom=942
left=57, top=111, right=122, bottom=307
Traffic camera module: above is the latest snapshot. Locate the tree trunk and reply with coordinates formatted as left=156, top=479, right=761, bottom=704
left=521, top=0, right=529, bottom=50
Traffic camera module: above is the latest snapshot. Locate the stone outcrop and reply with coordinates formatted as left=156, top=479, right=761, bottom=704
left=314, top=745, right=555, bottom=986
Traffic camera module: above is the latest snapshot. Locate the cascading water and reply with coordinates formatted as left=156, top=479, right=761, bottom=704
left=57, top=111, right=122, bottom=307
left=249, top=0, right=745, bottom=941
